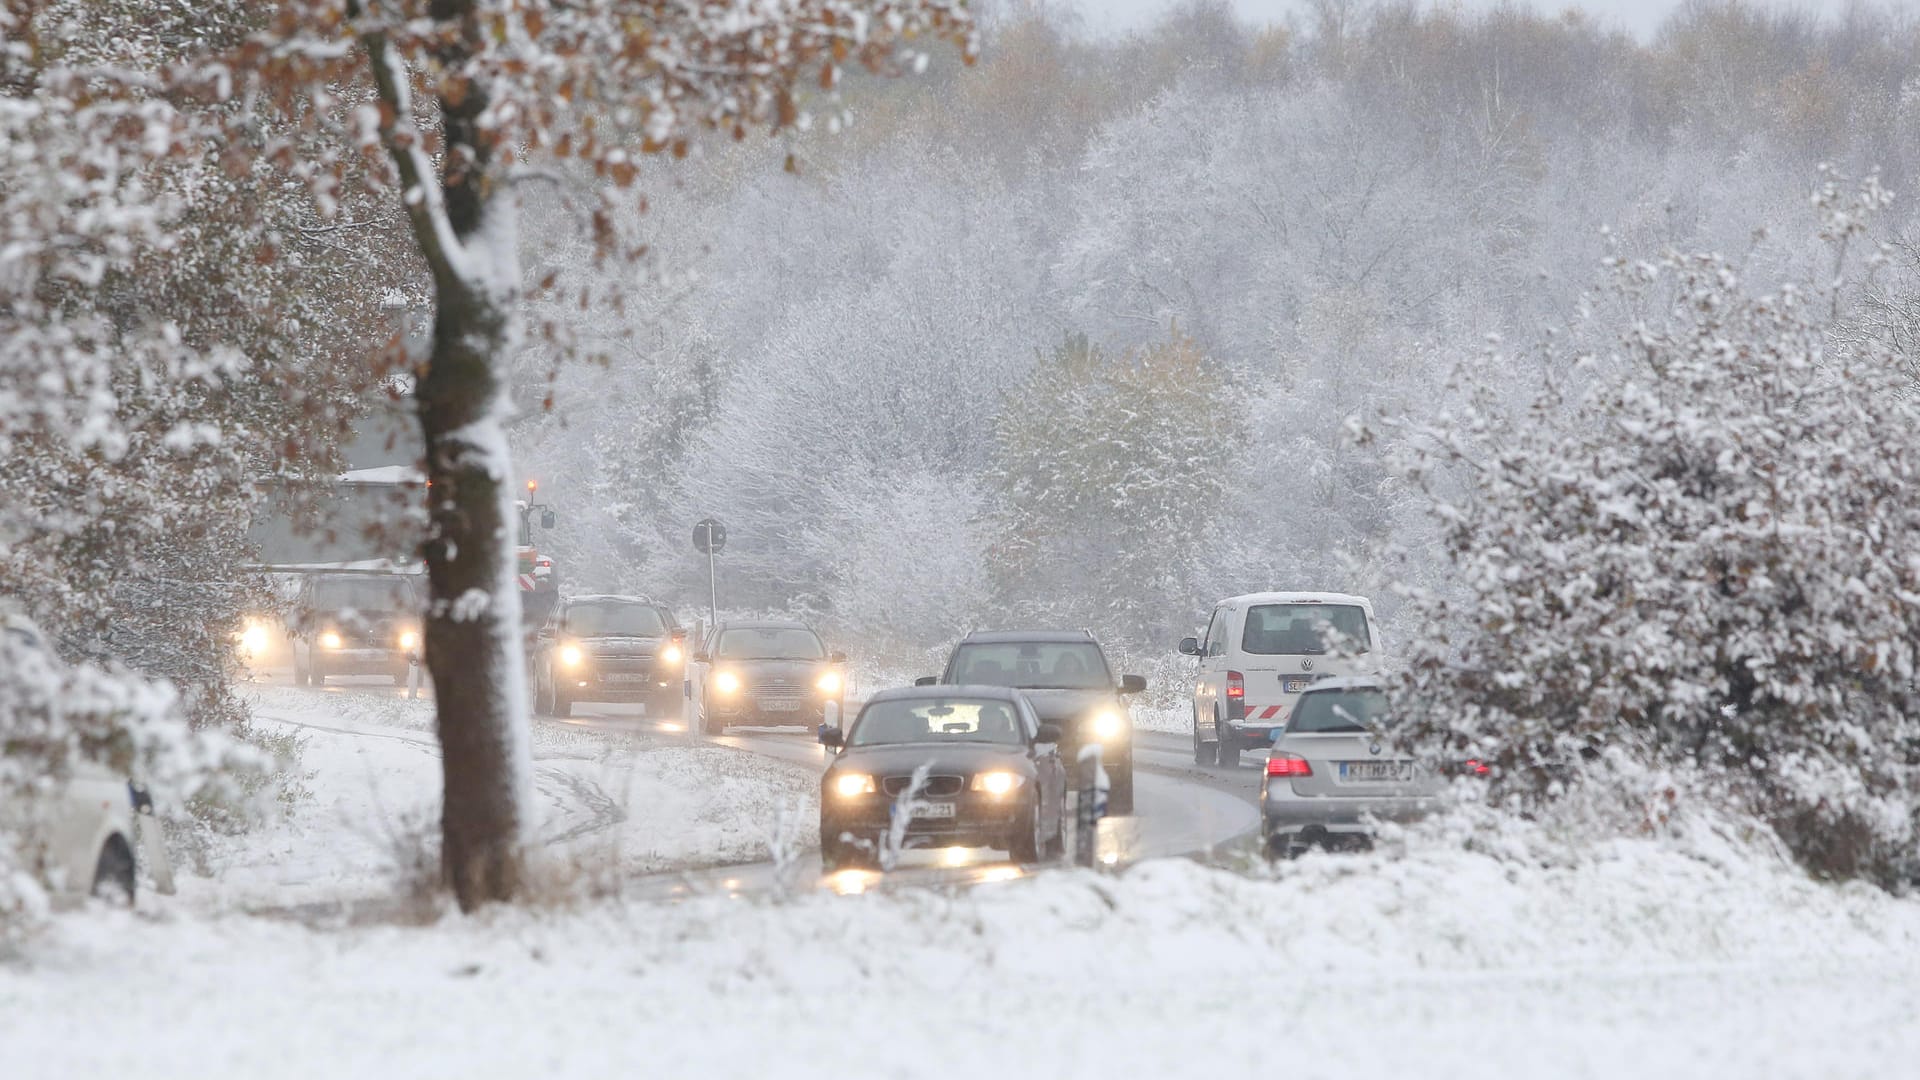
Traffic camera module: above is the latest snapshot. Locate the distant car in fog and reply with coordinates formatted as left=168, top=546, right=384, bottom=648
left=1180, top=591, right=1382, bottom=768
left=919, top=630, right=1143, bottom=816
left=532, top=595, right=686, bottom=718
left=817, top=685, right=1067, bottom=872
left=1260, top=678, right=1440, bottom=858
left=289, top=572, right=423, bottom=687
left=688, top=621, right=847, bottom=734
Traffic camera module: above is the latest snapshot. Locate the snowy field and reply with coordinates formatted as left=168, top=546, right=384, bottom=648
left=6, top=688, right=1919, bottom=1080
left=6, top=830, right=1919, bottom=1078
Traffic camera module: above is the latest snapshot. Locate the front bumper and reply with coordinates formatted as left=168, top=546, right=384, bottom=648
left=711, top=697, right=837, bottom=726
left=558, top=668, right=677, bottom=702
left=822, top=796, right=1023, bottom=850
left=314, top=648, right=410, bottom=675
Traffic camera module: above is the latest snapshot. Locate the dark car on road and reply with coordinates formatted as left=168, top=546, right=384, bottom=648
left=289, top=572, right=423, bottom=687
left=532, top=595, right=685, bottom=718
left=689, top=621, right=847, bottom=734
left=920, top=630, right=1144, bottom=815
left=817, top=686, right=1067, bottom=872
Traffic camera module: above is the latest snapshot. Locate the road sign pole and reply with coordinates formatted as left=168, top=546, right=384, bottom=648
left=707, top=544, right=717, bottom=628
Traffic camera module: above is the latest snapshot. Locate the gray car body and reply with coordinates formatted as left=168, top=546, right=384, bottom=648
left=1259, top=677, right=1439, bottom=852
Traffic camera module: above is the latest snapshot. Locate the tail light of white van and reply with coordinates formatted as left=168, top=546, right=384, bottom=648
left=1226, top=670, right=1245, bottom=720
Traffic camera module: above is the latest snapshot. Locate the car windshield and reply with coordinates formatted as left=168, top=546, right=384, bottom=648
left=717, top=627, right=824, bottom=660
left=565, top=603, right=665, bottom=636
left=312, top=577, right=415, bottom=612
left=849, top=698, right=1027, bottom=746
left=1242, top=604, right=1372, bottom=655
left=947, top=642, right=1111, bottom=690
left=1287, top=689, right=1393, bottom=733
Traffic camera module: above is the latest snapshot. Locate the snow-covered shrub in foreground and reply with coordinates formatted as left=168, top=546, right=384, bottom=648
left=1382, top=174, right=1920, bottom=887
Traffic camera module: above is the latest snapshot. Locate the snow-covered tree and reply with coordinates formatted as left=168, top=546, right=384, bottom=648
left=1385, top=174, right=1920, bottom=886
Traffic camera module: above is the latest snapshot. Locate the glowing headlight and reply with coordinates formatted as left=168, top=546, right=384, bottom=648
left=1091, top=708, right=1127, bottom=740
left=715, top=670, right=741, bottom=695
left=398, top=630, right=419, bottom=651
left=319, top=631, right=343, bottom=650
left=239, top=622, right=269, bottom=656
left=816, top=670, right=843, bottom=695
left=833, top=773, right=876, bottom=798
left=660, top=643, right=684, bottom=665
left=559, top=644, right=584, bottom=668
left=970, top=771, right=1024, bottom=796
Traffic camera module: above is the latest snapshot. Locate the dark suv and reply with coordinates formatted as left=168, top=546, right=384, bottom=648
left=920, top=630, right=1144, bottom=816
left=531, top=595, right=684, bottom=718
left=289, top=572, right=423, bottom=687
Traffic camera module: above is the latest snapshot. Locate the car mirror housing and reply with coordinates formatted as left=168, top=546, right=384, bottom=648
left=1036, top=723, right=1063, bottom=744
left=817, top=724, right=845, bottom=749
left=913, top=675, right=937, bottom=687
left=1178, top=636, right=1201, bottom=656
left=691, top=651, right=711, bottom=664
left=829, top=650, right=848, bottom=664
left=1118, top=674, right=1147, bottom=694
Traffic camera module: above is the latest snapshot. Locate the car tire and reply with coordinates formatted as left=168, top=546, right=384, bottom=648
left=699, top=701, right=724, bottom=736
left=1010, top=800, right=1044, bottom=864
left=92, top=835, right=136, bottom=905
left=555, top=691, right=574, bottom=719
left=1106, top=764, right=1135, bottom=817
left=1193, top=711, right=1217, bottom=766
left=1215, top=713, right=1242, bottom=769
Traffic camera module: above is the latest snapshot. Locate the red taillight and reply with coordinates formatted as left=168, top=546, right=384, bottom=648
left=1225, top=671, right=1244, bottom=699
left=1266, top=753, right=1312, bottom=777
left=1465, top=759, right=1490, bottom=775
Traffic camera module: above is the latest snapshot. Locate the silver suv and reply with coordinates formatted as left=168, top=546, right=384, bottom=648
left=1259, top=678, right=1439, bottom=857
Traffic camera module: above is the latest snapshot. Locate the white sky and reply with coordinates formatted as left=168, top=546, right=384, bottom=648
left=1078, top=0, right=1865, bottom=40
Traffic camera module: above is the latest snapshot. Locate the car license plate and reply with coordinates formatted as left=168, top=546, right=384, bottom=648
left=1340, top=761, right=1412, bottom=782
left=604, top=673, right=650, bottom=684
left=908, top=801, right=956, bottom=819
left=1283, top=675, right=1314, bottom=693
left=761, top=699, right=801, bottom=712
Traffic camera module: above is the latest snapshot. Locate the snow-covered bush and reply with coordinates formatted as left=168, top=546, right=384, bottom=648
left=1386, top=174, right=1920, bottom=887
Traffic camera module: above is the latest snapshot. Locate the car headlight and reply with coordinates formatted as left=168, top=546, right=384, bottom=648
left=816, top=670, right=843, bottom=695
left=559, top=644, right=584, bottom=668
left=660, top=643, right=683, bottom=665
left=832, top=773, right=876, bottom=798
left=398, top=630, right=419, bottom=651
left=1090, top=708, right=1128, bottom=741
left=970, top=771, right=1024, bottom=796
left=715, top=670, right=741, bottom=694
left=319, top=631, right=343, bottom=650
left=239, top=622, right=269, bottom=655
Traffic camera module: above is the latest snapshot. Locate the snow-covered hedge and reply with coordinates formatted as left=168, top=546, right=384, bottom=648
left=1385, top=174, right=1920, bottom=887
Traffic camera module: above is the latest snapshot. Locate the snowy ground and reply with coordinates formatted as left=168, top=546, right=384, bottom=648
left=7, top=834, right=1919, bottom=1078
left=174, top=685, right=818, bottom=911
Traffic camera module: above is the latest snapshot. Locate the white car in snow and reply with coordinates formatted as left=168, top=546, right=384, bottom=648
left=1178, top=591, right=1383, bottom=768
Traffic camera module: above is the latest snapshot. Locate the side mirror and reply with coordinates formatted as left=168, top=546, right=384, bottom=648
left=913, top=675, right=937, bottom=687
left=540, top=510, right=556, bottom=529
left=816, top=725, right=845, bottom=749
left=1036, top=723, right=1063, bottom=745
left=1178, top=636, right=1202, bottom=656
left=691, top=650, right=710, bottom=664
left=1118, top=674, right=1147, bottom=695
left=829, top=650, right=848, bottom=664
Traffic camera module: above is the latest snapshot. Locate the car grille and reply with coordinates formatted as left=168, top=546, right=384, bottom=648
left=595, top=657, right=653, bottom=674
left=749, top=678, right=808, bottom=708
left=882, top=775, right=964, bottom=798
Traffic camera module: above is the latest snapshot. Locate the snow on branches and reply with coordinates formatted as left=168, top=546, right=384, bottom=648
left=1386, top=173, right=1920, bottom=885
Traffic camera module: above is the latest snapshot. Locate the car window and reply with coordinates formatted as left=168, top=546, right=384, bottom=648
left=311, top=577, right=416, bottom=612
left=947, top=642, right=1111, bottom=690
left=849, top=698, right=1027, bottom=746
left=1203, top=609, right=1229, bottom=657
left=717, top=627, right=824, bottom=660
left=1241, top=604, right=1372, bottom=656
left=565, top=603, right=666, bottom=636
left=1287, top=689, right=1393, bottom=733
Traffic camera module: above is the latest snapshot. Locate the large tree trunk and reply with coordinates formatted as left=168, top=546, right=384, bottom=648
left=358, top=4, right=535, bottom=910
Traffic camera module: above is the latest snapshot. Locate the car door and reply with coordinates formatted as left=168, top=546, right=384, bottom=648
left=1196, top=606, right=1230, bottom=738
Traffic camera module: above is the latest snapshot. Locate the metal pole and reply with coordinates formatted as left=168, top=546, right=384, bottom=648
left=706, top=544, right=717, bottom=628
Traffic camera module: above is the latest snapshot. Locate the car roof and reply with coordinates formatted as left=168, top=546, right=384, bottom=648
left=957, top=629, right=1100, bottom=644
left=1218, top=591, right=1374, bottom=610
left=859, top=684, right=1028, bottom=706
left=716, top=620, right=815, bottom=632
left=566, top=594, right=663, bottom=606
left=1300, top=675, right=1386, bottom=693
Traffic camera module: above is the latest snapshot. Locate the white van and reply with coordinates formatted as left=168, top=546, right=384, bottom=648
left=1178, top=592, right=1383, bottom=767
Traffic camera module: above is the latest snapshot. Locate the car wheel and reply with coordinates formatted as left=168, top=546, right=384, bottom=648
left=1193, top=711, right=1217, bottom=766
left=1216, top=715, right=1242, bottom=769
left=1106, top=764, right=1135, bottom=817
left=554, top=690, right=574, bottom=719
left=92, top=836, right=136, bottom=905
left=821, top=834, right=870, bottom=873
left=699, top=701, right=724, bottom=736
left=1010, top=800, right=1044, bottom=864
